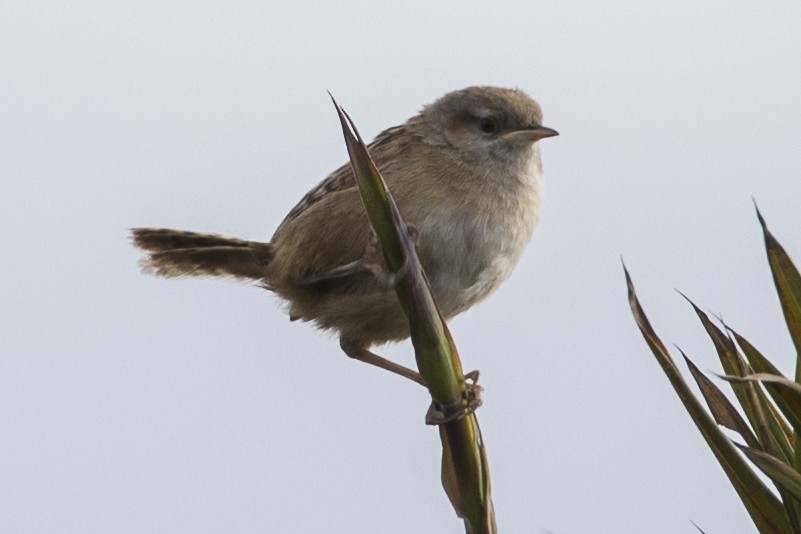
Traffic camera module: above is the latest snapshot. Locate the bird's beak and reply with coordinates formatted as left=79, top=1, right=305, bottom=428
left=523, top=124, right=559, bottom=141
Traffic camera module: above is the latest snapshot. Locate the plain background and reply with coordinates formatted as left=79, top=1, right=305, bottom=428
left=3, top=2, right=801, bottom=532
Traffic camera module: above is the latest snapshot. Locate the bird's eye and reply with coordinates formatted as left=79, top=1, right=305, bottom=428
left=478, top=117, right=496, bottom=134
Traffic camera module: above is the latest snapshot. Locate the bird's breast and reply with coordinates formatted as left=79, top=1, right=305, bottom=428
left=413, top=164, right=542, bottom=317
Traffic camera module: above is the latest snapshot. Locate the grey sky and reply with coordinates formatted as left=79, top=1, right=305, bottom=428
left=2, top=2, right=801, bottom=532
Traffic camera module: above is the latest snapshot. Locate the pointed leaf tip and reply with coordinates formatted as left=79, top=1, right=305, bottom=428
left=754, top=202, right=778, bottom=251
left=622, top=262, right=635, bottom=296
left=753, top=198, right=766, bottom=229
left=675, top=289, right=693, bottom=306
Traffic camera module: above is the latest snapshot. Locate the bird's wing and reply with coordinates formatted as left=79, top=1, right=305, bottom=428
left=274, top=125, right=409, bottom=232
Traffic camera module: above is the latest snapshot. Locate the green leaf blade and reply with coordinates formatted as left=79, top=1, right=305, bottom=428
left=333, top=97, right=494, bottom=532
left=757, top=208, right=801, bottom=379
left=625, top=265, right=790, bottom=534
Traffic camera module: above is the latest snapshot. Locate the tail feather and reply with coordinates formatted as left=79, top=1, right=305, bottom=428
left=132, top=228, right=258, bottom=252
left=131, top=228, right=272, bottom=280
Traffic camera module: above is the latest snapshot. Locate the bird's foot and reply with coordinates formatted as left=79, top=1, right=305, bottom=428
left=425, top=370, right=483, bottom=425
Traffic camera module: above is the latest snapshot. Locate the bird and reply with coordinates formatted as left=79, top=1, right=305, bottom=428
left=131, top=86, right=557, bottom=387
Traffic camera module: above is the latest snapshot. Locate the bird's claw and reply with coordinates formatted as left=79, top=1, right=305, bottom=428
left=424, top=370, right=483, bottom=425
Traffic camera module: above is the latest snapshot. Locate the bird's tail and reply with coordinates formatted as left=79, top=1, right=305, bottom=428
left=130, top=228, right=273, bottom=281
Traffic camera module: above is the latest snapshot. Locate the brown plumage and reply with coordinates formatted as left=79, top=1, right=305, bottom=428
left=132, top=229, right=272, bottom=279
left=131, top=86, right=557, bottom=386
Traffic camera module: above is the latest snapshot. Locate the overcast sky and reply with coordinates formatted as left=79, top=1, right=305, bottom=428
left=3, top=2, right=801, bottom=533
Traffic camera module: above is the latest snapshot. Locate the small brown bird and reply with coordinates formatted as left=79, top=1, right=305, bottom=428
left=132, top=86, right=557, bottom=386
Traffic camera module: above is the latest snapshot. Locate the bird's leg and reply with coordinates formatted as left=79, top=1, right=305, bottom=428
left=340, top=339, right=426, bottom=387
left=341, top=339, right=484, bottom=425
